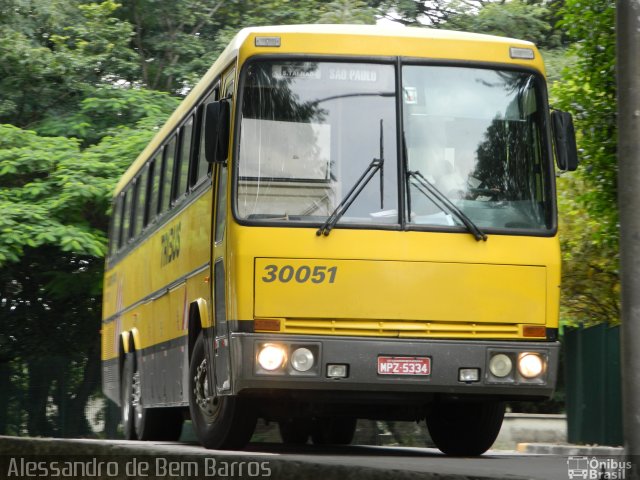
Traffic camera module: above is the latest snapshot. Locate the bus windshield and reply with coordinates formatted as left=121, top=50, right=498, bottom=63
left=403, top=65, right=551, bottom=231
left=236, top=60, right=552, bottom=232
left=237, top=61, right=398, bottom=225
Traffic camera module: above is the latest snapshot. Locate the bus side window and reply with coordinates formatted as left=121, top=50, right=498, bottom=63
left=119, top=189, right=131, bottom=248
left=160, top=136, right=177, bottom=213
left=215, top=167, right=227, bottom=243
left=175, top=115, right=193, bottom=201
left=128, top=181, right=138, bottom=241
left=190, top=106, right=203, bottom=187
left=148, top=156, right=161, bottom=221
left=134, top=166, right=149, bottom=235
left=109, top=195, right=123, bottom=256
left=193, top=89, right=218, bottom=186
left=129, top=180, right=139, bottom=239
left=214, top=74, right=233, bottom=243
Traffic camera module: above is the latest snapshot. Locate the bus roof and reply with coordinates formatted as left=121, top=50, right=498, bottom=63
left=114, top=25, right=543, bottom=195
left=239, top=24, right=536, bottom=44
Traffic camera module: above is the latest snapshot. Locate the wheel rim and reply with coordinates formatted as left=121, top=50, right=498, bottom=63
left=122, top=376, right=131, bottom=424
left=132, top=370, right=143, bottom=432
left=193, top=358, right=221, bottom=424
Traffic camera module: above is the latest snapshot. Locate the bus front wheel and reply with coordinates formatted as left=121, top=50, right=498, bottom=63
left=188, top=332, right=256, bottom=449
left=426, top=401, right=505, bottom=456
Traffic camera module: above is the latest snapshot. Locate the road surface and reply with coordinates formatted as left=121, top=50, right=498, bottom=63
left=0, top=436, right=587, bottom=480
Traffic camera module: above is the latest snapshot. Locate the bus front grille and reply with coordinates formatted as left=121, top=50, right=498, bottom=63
left=268, top=319, right=525, bottom=339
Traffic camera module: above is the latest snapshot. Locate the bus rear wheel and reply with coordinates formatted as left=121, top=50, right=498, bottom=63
left=121, top=352, right=136, bottom=440
left=188, top=332, right=256, bottom=449
left=121, top=351, right=183, bottom=441
left=426, top=400, right=505, bottom=456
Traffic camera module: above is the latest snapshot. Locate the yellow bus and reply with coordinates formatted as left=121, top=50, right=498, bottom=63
left=101, top=25, right=578, bottom=455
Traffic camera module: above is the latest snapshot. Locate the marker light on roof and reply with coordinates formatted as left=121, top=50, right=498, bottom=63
left=255, top=36, right=281, bottom=47
left=510, top=47, right=535, bottom=60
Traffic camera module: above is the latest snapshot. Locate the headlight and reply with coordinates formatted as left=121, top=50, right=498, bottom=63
left=518, top=352, right=545, bottom=378
left=489, top=353, right=513, bottom=378
left=291, top=347, right=314, bottom=372
left=257, top=344, right=287, bottom=371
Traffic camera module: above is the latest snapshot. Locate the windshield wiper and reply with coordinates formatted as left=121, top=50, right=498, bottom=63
left=317, top=120, right=384, bottom=236
left=407, top=170, right=487, bottom=242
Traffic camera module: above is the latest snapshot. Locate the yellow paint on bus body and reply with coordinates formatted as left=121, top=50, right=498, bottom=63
left=229, top=225, right=559, bottom=340
left=102, top=26, right=557, bottom=367
left=102, top=191, right=212, bottom=358
left=254, top=258, right=546, bottom=324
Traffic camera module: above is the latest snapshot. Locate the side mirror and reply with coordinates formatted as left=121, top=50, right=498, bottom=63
left=551, top=110, right=578, bottom=172
left=204, top=100, right=230, bottom=164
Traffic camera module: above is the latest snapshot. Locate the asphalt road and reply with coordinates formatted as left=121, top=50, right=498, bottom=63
left=0, top=436, right=579, bottom=480
left=251, top=442, right=573, bottom=479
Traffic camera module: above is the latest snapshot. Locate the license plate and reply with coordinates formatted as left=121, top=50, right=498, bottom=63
left=377, top=356, right=431, bottom=375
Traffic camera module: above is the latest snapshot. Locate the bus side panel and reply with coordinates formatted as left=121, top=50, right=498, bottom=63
left=101, top=190, right=213, bottom=407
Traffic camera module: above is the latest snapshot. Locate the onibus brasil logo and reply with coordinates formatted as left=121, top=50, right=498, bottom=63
left=567, top=456, right=632, bottom=479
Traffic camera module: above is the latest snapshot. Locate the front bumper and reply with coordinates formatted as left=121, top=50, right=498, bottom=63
left=230, top=333, right=559, bottom=398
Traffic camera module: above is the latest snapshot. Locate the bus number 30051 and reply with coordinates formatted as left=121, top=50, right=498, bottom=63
left=261, top=265, right=337, bottom=284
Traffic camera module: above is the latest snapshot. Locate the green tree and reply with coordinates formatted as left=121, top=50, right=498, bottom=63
left=0, top=0, right=138, bottom=128
left=0, top=96, right=178, bottom=435
left=316, top=0, right=378, bottom=23
left=557, top=177, right=620, bottom=325
left=553, top=0, right=618, bottom=325
left=115, top=0, right=381, bottom=93
left=441, top=0, right=561, bottom=49
left=0, top=0, right=179, bottom=436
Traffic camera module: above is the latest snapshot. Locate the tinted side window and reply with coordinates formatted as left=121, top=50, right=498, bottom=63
left=148, top=156, right=161, bottom=221
left=195, top=90, right=218, bottom=185
left=215, top=167, right=227, bottom=243
left=190, top=106, right=203, bottom=187
left=109, top=196, right=123, bottom=256
left=160, top=137, right=177, bottom=213
left=134, top=166, right=149, bottom=235
left=175, top=116, right=193, bottom=199
left=214, top=73, right=233, bottom=243
left=127, top=183, right=137, bottom=241
left=129, top=180, right=140, bottom=239
left=120, top=190, right=131, bottom=247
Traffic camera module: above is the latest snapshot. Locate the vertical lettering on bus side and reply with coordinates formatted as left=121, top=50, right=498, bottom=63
left=160, top=222, right=181, bottom=267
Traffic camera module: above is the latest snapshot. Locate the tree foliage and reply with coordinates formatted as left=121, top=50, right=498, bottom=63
left=552, top=0, right=618, bottom=325
left=378, top=0, right=490, bottom=25
left=441, top=0, right=562, bottom=49
left=0, top=0, right=138, bottom=127
left=114, top=0, right=379, bottom=93
left=555, top=0, right=616, bottom=245
left=0, top=0, right=178, bottom=436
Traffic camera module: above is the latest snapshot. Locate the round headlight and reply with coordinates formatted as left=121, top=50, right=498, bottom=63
left=257, top=344, right=286, bottom=371
left=518, top=353, right=544, bottom=378
left=489, top=353, right=513, bottom=378
left=291, top=348, right=314, bottom=372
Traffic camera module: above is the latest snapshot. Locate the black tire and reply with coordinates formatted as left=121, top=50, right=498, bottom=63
left=122, top=350, right=183, bottom=441
left=136, top=405, right=184, bottom=441
left=278, top=419, right=311, bottom=444
left=426, top=401, right=505, bottom=456
left=311, top=417, right=357, bottom=445
left=188, top=332, right=256, bottom=449
left=121, top=352, right=136, bottom=440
